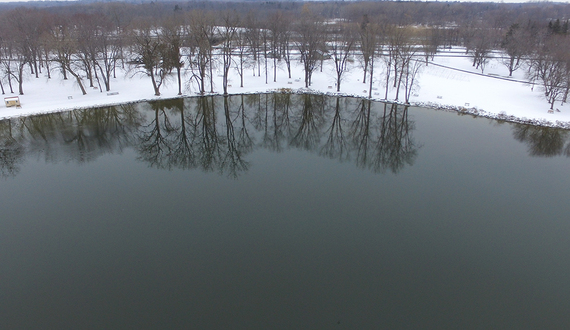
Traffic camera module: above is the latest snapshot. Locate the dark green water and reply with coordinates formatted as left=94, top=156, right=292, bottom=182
left=1, top=94, right=569, bottom=329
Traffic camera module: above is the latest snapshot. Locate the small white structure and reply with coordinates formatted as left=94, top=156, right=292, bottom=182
left=4, top=96, right=21, bottom=108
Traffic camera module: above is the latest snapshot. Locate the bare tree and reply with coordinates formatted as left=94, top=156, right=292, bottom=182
left=393, top=27, right=417, bottom=102
left=421, top=26, right=442, bottom=64
left=74, top=13, right=99, bottom=88
left=278, top=13, right=294, bottom=79
left=365, top=23, right=382, bottom=99
left=259, top=19, right=270, bottom=84
left=267, top=11, right=287, bottom=83
left=244, top=11, right=262, bottom=77
left=329, top=22, right=356, bottom=92
left=403, top=58, right=423, bottom=104
left=501, top=23, right=527, bottom=76
left=0, top=20, right=17, bottom=94
left=93, top=17, right=122, bottom=92
left=233, top=28, right=249, bottom=88
left=161, top=13, right=185, bottom=95
left=187, top=11, right=215, bottom=95
left=466, top=25, right=498, bottom=73
left=527, top=36, right=569, bottom=110
left=296, top=6, right=327, bottom=88
left=219, top=11, right=239, bottom=95
left=382, top=24, right=397, bottom=99
left=0, top=34, right=6, bottom=94
left=128, top=18, right=167, bottom=96
left=4, top=39, right=28, bottom=95
left=388, top=24, right=409, bottom=91
left=8, top=8, right=44, bottom=79
left=1, top=9, right=41, bottom=95
left=359, top=14, right=375, bottom=84
left=46, top=14, right=87, bottom=95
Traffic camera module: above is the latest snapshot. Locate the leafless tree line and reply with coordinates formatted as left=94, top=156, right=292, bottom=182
left=1, top=3, right=570, bottom=108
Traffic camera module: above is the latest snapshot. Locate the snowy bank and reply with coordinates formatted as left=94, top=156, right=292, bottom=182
left=2, top=47, right=570, bottom=129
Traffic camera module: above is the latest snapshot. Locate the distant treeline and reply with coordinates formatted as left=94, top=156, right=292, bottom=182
left=2, top=1, right=570, bottom=28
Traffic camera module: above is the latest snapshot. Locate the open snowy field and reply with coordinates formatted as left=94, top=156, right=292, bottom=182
left=2, top=47, right=570, bottom=128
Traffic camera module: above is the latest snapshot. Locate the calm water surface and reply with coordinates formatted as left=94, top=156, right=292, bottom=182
left=1, top=94, right=569, bottom=329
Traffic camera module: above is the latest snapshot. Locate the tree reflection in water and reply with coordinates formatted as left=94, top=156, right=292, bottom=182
left=137, top=96, right=252, bottom=177
left=0, top=119, right=24, bottom=178
left=250, top=93, right=295, bottom=153
left=0, top=104, right=144, bottom=177
left=349, top=98, right=372, bottom=169
left=138, top=99, right=178, bottom=169
left=373, top=102, right=418, bottom=174
left=349, top=100, right=417, bottom=173
left=320, top=97, right=350, bottom=162
left=0, top=94, right=428, bottom=178
left=290, top=94, right=326, bottom=151
left=170, top=98, right=196, bottom=170
left=221, top=95, right=250, bottom=178
left=512, top=123, right=570, bottom=157
left=194, top=96, right=221, bottom=172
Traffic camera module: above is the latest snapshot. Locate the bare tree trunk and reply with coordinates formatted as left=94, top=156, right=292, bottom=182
left=209, top=50, right=214, bottom=93
left=44, top=48, right=51, bottom=79
left=368, top=55, right=374, bottom=99
left=264, top=51, right=268, bottom=84
left=240, top=57, right=244, bottom=87
left=33, top=56, right=39, bottom=78
left=18, top=64, right=25, bottom=95
left=61, top=63, right=68, bottom=80
left=384, top=59, right=391, bottom=99
left=68, top=69, right=87, bottom=95
left=150, top=70, right=160, bottom=96
left=177, top=67, right=182, bottom=95
left=6, top=65, right=14, bottom=94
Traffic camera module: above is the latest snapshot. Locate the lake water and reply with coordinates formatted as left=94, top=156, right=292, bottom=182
left=1, top=94, right=569, bottom=329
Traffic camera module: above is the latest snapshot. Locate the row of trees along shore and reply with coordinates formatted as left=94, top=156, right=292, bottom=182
left=1, top=1, right=570, bottom=108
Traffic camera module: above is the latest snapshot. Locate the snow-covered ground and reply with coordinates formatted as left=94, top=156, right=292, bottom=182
left=2, top=47, right=570, bottom=128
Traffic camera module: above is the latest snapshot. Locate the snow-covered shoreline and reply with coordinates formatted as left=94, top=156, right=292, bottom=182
left=2, top=47, right=570, bottom=129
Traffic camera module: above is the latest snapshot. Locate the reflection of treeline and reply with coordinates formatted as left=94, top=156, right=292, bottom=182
left=0, top=94, right=420, bottom=178
left=247, top=94, right=418, bottom=174
left=0, top=104, right=143, bottom=178
left=3, top=94, right=569, bottom=179
left=137, top=94, right=418, bottom=177
left=513, top=124, right=570, bottom=157
left=137, top=96, right=252, bottom=177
